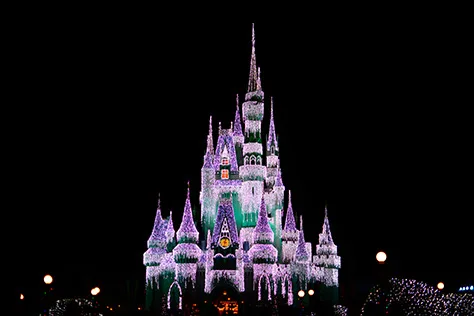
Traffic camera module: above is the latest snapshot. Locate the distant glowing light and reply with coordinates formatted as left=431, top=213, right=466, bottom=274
left=437, top=282, right=445, bottom=290
left=44, top=275, right=53, bottom=284
left=308, top=289, right=314, bottom=296
left=376, top=251, right=387, bottom=263
left=91, top=287, right=100, bottom=295
left=20, top=294, right=24, bottom=300
left=298, top=290, right=305, bottom=298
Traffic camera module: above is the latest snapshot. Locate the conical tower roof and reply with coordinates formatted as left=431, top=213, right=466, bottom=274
left=233, top=94, right=243, bottom=137
left=295, top=228, right=309, bottom=262
left=176, top=182, right=199, bottom=243
left=284, top=190, right=297, bottom=231
left=253, top=193, right=274, bottom=243
left=147, top=194, right=167, bottom=248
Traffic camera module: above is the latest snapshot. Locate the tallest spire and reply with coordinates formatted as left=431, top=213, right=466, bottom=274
left=247, top=23, right=259, bottom=92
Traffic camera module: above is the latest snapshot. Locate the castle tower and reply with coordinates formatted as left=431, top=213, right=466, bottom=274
left=173, top=183, right=201, bottom=288
left=240, top=23, right=266, bottom=231
left=281, top=190, right=298, bottom=263
left=248, top=193, right=278, bottom=301
left=233, top=94, right=244, bottom=167
left=314, top=205, right=341, bottom=303
left=144, top=195, right=171, bottom=312
left=200, top=116, right=217, bottom=236
left=266, top=97, right=280, bottom=189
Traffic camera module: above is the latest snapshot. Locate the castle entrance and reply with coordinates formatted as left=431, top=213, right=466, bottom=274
left=210, top=281, right=240, bottom=315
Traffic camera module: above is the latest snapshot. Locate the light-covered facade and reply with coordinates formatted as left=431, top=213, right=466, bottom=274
left=143, top=24, right=341, bottom=314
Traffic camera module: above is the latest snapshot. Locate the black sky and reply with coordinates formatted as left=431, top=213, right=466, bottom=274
left=9, top=6, right=472, bottom=306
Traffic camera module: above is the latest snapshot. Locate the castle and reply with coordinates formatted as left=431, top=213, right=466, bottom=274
left=143, top=24, right=341, bottom=314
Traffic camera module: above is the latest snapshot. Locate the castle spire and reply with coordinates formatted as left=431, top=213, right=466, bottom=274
left=253, top=193, right=274, bottom=243
left=267, top=97, right=278, bottom=151
left=233, top=94, right=243, bottom=137
left=284, top=190, right=297, bottom=231
left=274, top=167, right=284, bottom=187
left=147, top=194, right=166, bottom=248
left=176, top=182, right=199, bottom=243
left=321, top=205, right=334, bottom=244
left=295, top=228, right=309, bottom=262
left=208, top=115, right=214, bottom=155
left=203, top=116, right=214, bottom=169
left=247, top=23, right=258, bottom=92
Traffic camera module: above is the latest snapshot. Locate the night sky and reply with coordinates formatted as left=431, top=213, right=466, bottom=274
left=9, top=7, right=472, bottom=310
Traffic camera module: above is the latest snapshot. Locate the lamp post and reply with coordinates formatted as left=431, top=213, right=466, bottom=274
left=41, top=274, right=54, bottom=315
left=307, top=289, right=314, bottom=314
left=297, top=290, right=305, bottom=314
left=437, top=282, right=444, bottom=290
left=376, top=251, right=389, bottom=313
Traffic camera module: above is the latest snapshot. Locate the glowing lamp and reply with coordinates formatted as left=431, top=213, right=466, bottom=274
left=44, top=275, right=53, bottom=284
left=20, top=294, right=24, bottom=300
left=91, top=287, right=100, bottom=295
left=437, top=282, right=445, bottom=290
left=308, top=289, right=314, bottom=296
left=376, top=251, right=387, bottom=263
left=298, top=290, right=305, bottom=298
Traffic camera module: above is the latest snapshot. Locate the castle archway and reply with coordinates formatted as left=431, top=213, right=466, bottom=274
left=209, top=280, right=241, bottom=315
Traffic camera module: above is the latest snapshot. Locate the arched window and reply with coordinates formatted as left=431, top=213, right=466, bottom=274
left=221, top=157, right=229, bottom=165
left=250, top=156, right=256, bottom=165
left=244, top=156, right=249, bottom=165
left=256, top=156, right=261, bottom=165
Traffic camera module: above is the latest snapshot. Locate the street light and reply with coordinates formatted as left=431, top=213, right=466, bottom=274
left=91, top=287, right=100, bottom=295
left=308, top=289, right=314, bottom=296
left=44, top=274, right=53, bottom=285
left=437, top=282, right=445, bottom=290
left=298, top=290, right=305, bottom=298
left=376, top=251, right=387, bottom=264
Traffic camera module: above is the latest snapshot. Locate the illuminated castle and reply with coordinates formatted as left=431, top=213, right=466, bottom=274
left=143, top=24, right=341, bottom=314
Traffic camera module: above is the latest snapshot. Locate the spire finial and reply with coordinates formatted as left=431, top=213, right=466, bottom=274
left=236, top=93, right=239, bottom=107
left=187, top=181, right=190, bottom=198
left=230, top=121, right=233, bottom=130
left=157, top=192, right=161, bottom=209
left=209, top=115, right=213, bottom=136
left=247, top=23, right=258, bottom=92
left=325, top=201, right=328, bottom=218
left=300, top=215, right=303, bottom=230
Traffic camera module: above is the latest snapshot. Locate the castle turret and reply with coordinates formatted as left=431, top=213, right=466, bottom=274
left=314, top=206, right=341, bottom=304
left=314, top=206, right=341, bottom=285
left=144, top=195, right=167, bottom=266
left=233, top=94, right=244, bottom=167
left=200, top=116, right=217, bottom=236
left=249, top=193, right=277, bottom=301
left=282, top=191, right=298, bottom=263
left=143, top=195, right=169, bottom=311
left=173, top=183, right=201, bottom=288
left=266, top=97, right=280, bottom=189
